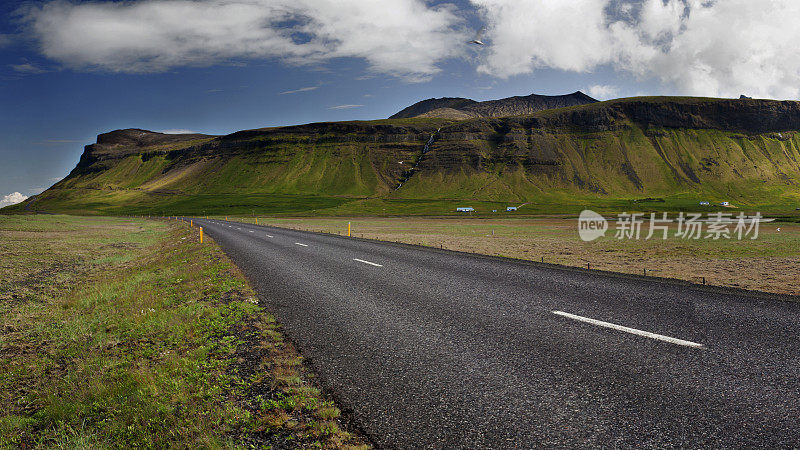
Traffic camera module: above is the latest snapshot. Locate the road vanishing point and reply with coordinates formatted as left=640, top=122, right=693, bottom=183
left=194, top=218, right=800, bottom=448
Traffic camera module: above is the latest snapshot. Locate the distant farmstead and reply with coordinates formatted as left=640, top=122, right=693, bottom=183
left=506, top=206, right=518, bottom=211
left=456, top=207, right=475, bottom=212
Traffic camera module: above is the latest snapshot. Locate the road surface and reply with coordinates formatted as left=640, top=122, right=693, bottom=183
left=193, top=218, right=800, bottom=448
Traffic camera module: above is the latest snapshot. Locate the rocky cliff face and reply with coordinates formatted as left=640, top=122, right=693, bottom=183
left=389, top=97, right=800, bottom=201
left=606, top=98, right=800, bottom=133
left=389, top=98, right=477, bottom=119
left=69, top=129, right=214, bottom=177
left=95, top=128, right=212, bottom=148
left=390, top=91, right=598, bottom=119
left=464, top=91, right=599, bottom=117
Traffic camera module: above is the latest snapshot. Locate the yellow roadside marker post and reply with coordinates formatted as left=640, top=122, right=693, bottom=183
left=255, top=217, right=258, bottom=225
left=200, top=227, right=203, bottom=243
left=190, top=219, right=193, bottom=227
left=348, top=222, right=351, bottom=237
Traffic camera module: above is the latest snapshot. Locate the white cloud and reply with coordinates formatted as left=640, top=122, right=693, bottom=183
left=473, top=0, right=615, bottom=77
left=587, top=84, right=619, bottom=100
left=0, top=192, right=29, bottom=207
left=328, top=104, right=363, bottom=110
left=10, top=62, right=47, bottom=74
left=638, top=0, right=800, bottom=99
left=160, top=129, right=198, bottom=134
left=21, top=0, right=800, bottom=97
left=22, top=0, right=467, bottom=81
left=472, top=0, right=800, bottom=99
left=279, top=86, right=319, bottom=95
left=49, top=177, right=64, bottom=182
left=638, top=0, right=685, bottom=41
left=0, top=34, right=11, bottom=47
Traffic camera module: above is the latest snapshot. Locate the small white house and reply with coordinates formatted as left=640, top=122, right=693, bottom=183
left=720, top=201, right=731, bottom=206
left=456, top=207, right=475, bottom=212
left=699, top=201, right=710, bottom=206
left=506, top=206, right=518, bottom=211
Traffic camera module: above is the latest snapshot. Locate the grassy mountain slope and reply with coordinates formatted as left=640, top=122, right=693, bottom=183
left=9, top=97, right=800, bottom=216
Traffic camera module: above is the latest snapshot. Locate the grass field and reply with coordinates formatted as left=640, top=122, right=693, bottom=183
left=0, top=215, right=366, bottom=448
left=225, top=216, right=800, bottom=296
left=13, top=189, right=800, bottom=220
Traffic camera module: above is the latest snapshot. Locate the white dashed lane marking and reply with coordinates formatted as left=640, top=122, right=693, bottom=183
left=353, top=258, right=383, bottom=267
left=552, top=310, right=705, bottom=349
left=295, top=243, right=308, bottom=247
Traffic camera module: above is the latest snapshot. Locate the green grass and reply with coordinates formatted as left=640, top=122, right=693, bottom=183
left=0, top=215, right=366, bottom=448
left=11, top=189, right=800, bottom=219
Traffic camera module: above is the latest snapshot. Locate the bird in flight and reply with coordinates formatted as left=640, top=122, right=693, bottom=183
left=469, top=27, right=486, bottom=45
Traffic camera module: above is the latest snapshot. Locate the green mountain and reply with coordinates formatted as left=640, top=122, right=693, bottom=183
left=9, top=96, right=800, bottom=216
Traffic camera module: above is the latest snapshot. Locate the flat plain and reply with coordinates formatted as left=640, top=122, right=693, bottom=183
left=235, top=216, right=800, bottom=296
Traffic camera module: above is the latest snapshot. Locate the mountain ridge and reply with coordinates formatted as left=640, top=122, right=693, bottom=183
left=389, top=91, right=598, bottom=119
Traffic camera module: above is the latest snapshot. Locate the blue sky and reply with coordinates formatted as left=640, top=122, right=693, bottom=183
left=2, top=0, right=799, bottom=204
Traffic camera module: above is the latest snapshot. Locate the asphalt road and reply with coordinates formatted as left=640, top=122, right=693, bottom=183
left=193, top=218, right=800, bottom=448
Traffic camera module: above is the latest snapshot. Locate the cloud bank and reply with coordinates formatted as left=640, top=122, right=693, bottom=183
left=21, top=0, right=466, bottom=81
left=19, top=0, right=800, bottom=98
left=0, top=192, right=29, bottom=207
left=473, top=0, right=800, bottom=99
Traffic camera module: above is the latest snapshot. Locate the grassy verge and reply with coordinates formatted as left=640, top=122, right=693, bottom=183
left=8, top=189, right=800, bottom=218
left=0, top=215, right=366, bottom=448
left=221, top=216, right=800, bottom=297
